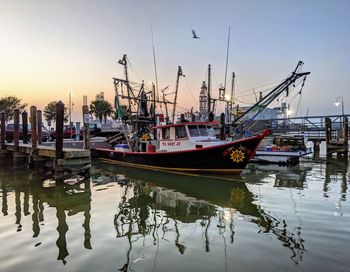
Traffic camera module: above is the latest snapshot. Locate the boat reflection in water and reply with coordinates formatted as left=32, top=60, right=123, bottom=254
left=93, top=162, right=307, bottom=269
left=245, top=162, right=313, bottom=189
left=3, top=158, right=348, bottom=270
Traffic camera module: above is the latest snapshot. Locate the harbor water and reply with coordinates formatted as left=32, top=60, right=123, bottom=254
left=0, top=158, right=349, bottom=272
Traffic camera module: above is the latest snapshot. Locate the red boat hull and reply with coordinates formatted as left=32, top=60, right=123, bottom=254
left=93, top=130, right=270, bottom=174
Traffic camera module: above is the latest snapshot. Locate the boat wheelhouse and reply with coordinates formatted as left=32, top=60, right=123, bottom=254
left=154, top=121, right=222, bottom=152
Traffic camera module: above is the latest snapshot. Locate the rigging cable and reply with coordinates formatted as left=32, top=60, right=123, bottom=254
left=184, top=77, right=198, bottom=105
left=126, top=56, right=143, bottom=82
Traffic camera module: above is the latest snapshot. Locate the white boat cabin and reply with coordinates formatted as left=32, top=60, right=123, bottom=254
left=154, top=122, right=223, bottom=152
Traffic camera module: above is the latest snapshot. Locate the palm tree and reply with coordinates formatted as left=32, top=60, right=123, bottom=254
left=89, top=100, right=114, bottom=123
left=43, top=101, right=69, bottom=124
left=0, top=96, right=27, bottom=121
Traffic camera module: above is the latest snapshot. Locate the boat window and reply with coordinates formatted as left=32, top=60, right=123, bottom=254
left=198, top=125, right=208, bottom=136
left=162, top=127, right=170, bottom=140
left=188, top=125, right=200, bottom=137
left=175, top=126, right=187, bottom=139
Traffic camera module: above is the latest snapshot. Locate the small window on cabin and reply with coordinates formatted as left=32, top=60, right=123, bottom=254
left=175, top=126, right=187, bottom=139
left=162, top=127, right=170, bottom=140
left=198, top=125, right=208, bottom=136
left=188, top=125, right=199, bottom=137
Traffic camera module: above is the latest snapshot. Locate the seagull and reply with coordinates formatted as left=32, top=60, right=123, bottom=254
left=192, top=29, right=201, bottom=39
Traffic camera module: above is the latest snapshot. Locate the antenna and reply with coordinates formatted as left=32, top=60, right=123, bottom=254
left=151, top=23, right=160, bottom=111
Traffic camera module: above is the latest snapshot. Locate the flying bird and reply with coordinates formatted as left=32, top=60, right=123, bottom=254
left=192, top=29, right=201, bottom=39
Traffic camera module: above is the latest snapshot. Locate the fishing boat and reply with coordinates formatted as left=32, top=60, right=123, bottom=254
left=252, top=134, right=312, bottom=165
left=91, top=54, right=271, bottom=173
left=93, top=121, right=270, bottom=174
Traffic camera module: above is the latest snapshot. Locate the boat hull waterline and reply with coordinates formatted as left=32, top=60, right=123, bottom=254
left=93, top=130, right=270, bottom=174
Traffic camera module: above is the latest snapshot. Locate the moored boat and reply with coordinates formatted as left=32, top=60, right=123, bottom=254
left=93, top=122, right=270, bottom=174
left=252, top=134, right=312, bottom=165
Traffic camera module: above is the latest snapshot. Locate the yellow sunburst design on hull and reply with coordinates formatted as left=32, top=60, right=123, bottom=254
left=230, top=148, right=245, bottom=163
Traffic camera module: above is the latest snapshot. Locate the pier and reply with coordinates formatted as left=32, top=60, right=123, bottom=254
left=267, top=114, right=349, bottom=158
left=0, top=101, right=91, bottom=180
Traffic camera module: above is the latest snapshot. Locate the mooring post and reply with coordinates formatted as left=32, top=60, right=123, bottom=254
left=13, top=109, right=20, bottom=153
left=325, top=117, right=332, bottom=158
left=343, top=116, right=348, bottom=158
left=1, top=112, right=6, bottom=150
left=313, top=140, right=321, bottom=159
left=22, top=111, right=29, bottom=144
left=82, top=105, right=90, bottom=149
left=82, top=105, right=91, bottom=179
left=30, top=106, right=38, bottom=149
left=28, top=106, right=38, bottom=168
left=37, top=110, right=42, bottom=144
left=55, top=101, right=64, bottom=180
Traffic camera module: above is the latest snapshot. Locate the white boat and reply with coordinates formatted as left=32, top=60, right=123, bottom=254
left=252, top=134, right=312, bottom=165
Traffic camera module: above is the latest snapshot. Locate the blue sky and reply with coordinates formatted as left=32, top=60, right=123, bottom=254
left=0, top=0, right=349, bottom=120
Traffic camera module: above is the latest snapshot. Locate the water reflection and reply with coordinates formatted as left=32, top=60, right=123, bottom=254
left=324, top=158, right=348, bottom=201
left=245, top=163, right=312, bottom=189
left=0, top=165, right=91, bottom=265
left=93, top=163, right=307, bottom=268
left=1, top=159, right=349, bottom=270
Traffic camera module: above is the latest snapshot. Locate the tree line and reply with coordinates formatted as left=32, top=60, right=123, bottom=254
left=0, top=95, right=120, bottom=125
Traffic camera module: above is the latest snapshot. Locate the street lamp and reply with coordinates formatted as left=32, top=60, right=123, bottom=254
left=334, top=96, right=344, bottom=117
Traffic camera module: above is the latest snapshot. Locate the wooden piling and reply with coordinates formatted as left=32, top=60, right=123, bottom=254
left=13, top=109, right=20, bottom=152
left=30, top=106, right=38, bottom=149
left=55, top=101, right=65, bottom=180
left=22, top=111, right=29, bottom=144
left=325, top=117, right=348, bottom=158
left=312, top=140, right=321, bottom=159
left=82, top=105, right=90, bottom=149
left=1, top=112, right=6, bottom=150
left=343, top=117, right=348, bottom=158
left=55, top=101, right=64, bottom=164
left=37, top=110, right=42, bottom=144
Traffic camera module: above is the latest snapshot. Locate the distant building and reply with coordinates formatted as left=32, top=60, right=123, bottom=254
left=95, top=92, right=104, bottom=101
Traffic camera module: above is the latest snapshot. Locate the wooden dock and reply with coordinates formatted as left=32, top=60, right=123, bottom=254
left=0, top=102, right=91, bottom=180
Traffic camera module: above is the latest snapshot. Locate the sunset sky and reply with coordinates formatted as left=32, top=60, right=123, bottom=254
left=0, top=0, right=349, bottom=122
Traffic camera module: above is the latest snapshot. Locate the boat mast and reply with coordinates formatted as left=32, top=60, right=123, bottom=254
left=152, top=83, right=156, bottom=124
left=229, top=72, right=235, bottom=122
left=118, top=54, right=132, bottom=113
left=151, top=23, right=160, bottom=111
left=224, top=27, right=231, bottom=122
left=159, top=86, right=170, bottom=123
left=223, top=26, right=231, bottom=97
left=172, top=66, right=184, bottom=123
left=208, top=64, right=211, bottom=113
